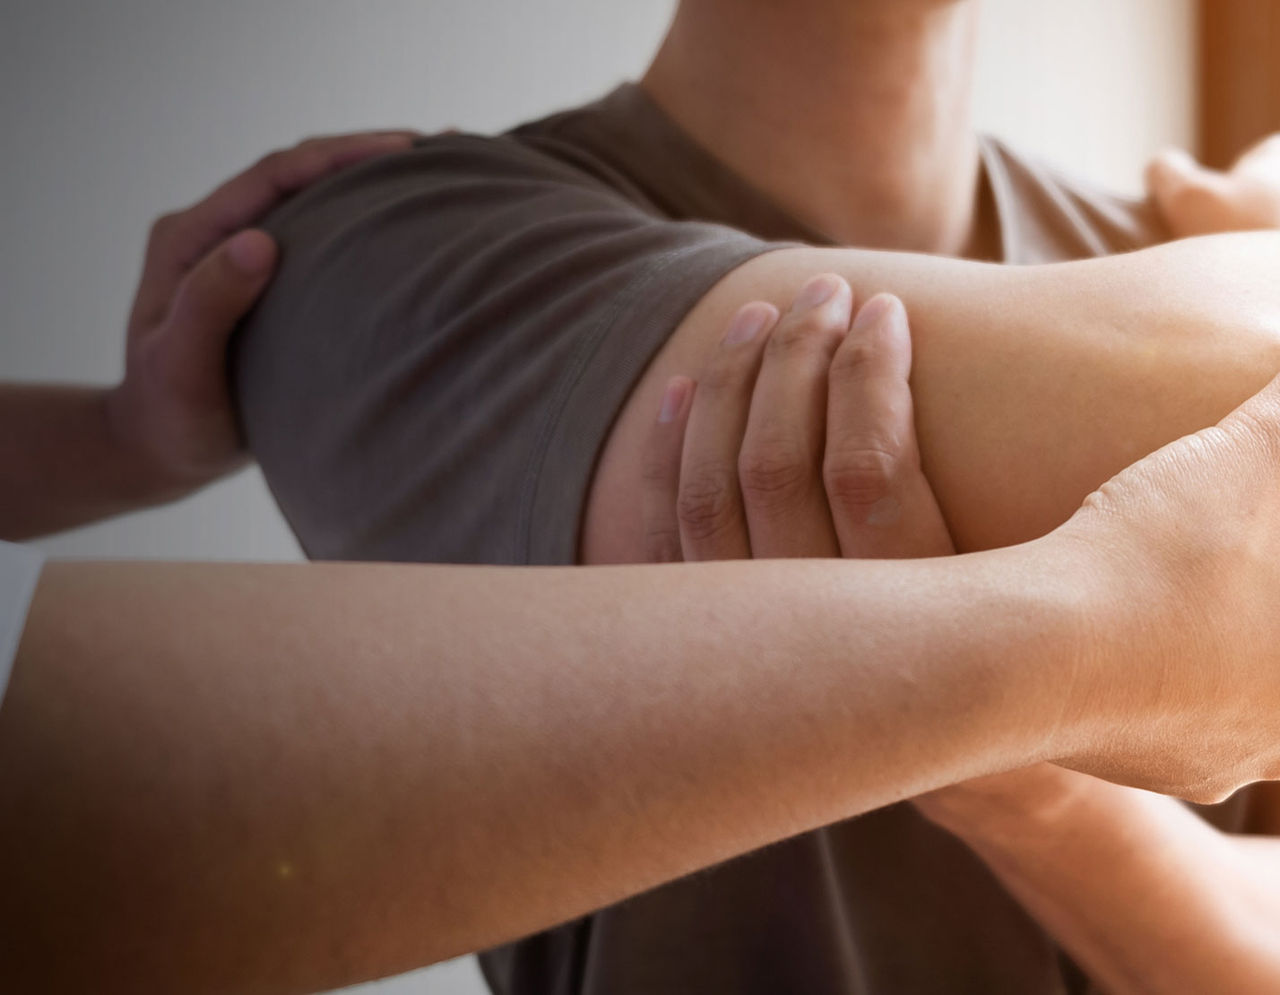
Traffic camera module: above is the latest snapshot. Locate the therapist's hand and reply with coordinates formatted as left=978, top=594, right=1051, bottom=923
left=105, top=131, right=415, bottom=494
left=642, top=274, right=950, bottom=564
left=1148, top=136, right=1280, bottom=238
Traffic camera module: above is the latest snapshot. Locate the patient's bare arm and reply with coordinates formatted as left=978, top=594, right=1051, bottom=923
left=649, top=279, right=1280, bottom=995
left=585, top=232, right=1280, bottom=561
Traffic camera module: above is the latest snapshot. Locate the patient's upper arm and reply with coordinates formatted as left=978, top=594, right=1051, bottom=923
left=585, top=233, right=1280, bottom=560
left=232, top=134, right=779, bottom=567
left=231, top=131, right=1280, bottom=567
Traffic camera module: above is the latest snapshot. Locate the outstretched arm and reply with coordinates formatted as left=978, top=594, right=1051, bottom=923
left=11, top=296, right=1280, bottom=991
left=0, top=551, right=1089, bottom=993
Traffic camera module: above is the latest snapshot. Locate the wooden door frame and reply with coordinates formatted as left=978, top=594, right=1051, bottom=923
left=1199, top=0, right=1280, bottom=166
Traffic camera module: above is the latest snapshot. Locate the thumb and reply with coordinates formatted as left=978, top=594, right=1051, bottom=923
left=154, top=229, right=278, bottom=397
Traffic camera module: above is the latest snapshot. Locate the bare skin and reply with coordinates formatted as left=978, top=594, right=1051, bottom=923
left=645, top=0, right=1280, bottom=254
left=646, top=278, right=1280, bottom=993
left=644, top=0, right=983, bottom=255
left=10, top=323, right=1280, bottom=991
left=639, top=0, right=1280, bottom=934
left=10, top=183, right=1280, bottom=993
left=589, top=0, right=1280, bottom=567
left=11, top=1, right=1280, bottom=989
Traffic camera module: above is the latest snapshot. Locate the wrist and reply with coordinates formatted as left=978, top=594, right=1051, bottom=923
left=1021, top=528, right=1147, bottom=765
left=916, top=763, right=1098, bottom=844
left=101, top=385, right=204, bottom=506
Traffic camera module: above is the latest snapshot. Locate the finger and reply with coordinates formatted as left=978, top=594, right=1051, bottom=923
left=738, top=274, right=850, bottom=558
left=825, top=294, right=955, bottom=559
left=640, top=376, right=695, bottom=563
left=132, top=131, right=416, bottom=329
left=1145, top=148, right=1234, bottom=238
left=678, top=302, right=778, bottom=561
left=180, top=131, right=419, bottom=244
left=148, top=228, right=279, bottom=408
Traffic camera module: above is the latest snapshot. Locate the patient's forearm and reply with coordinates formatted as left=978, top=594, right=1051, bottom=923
left=0, top=553, right=1084, bottom=993
left=585, top=232, right=1280, bottom=558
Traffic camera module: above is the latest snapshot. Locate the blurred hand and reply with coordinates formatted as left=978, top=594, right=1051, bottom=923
left=105, top=130, right=416, bottom=497
left=1147, top=136, right=1280, bottom=238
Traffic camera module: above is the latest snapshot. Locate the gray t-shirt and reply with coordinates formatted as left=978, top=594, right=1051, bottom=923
left=234, top=84, right=1251, bottom=995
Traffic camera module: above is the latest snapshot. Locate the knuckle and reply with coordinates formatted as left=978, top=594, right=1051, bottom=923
left=770, top=311, right=845, bottom=355
left=697, top=351, right=754, bottom=394
left=824, top=445, right=901, bottom=510
left=267, top=147, right=324, bottom=187
left=829, top=339, right=887, bottom=384
left=639, top=447, right=677, bottom=489
left=738, top=439, right=813, bottom=506
left=643, top=526, right=684, bottom=564
left=677, top=463, right=740, bottom=541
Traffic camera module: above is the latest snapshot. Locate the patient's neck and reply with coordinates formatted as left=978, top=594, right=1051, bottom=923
left=642, top=0, right=984, bottom=256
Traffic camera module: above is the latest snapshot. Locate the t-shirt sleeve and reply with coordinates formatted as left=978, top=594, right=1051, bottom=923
left=233, top=134, right=776, bottom=565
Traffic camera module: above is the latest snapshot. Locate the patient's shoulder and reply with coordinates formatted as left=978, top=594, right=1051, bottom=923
left=231, top=128, right=770, bottom=567
left=260, top=130, right=650, bottom=251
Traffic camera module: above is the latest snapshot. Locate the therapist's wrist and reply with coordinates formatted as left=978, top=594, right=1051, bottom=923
left=995, top=531, right=1151, bottom=777
left=103, top=381, right=245, bottom=507
left=915, top=762, right=1098, bottom=843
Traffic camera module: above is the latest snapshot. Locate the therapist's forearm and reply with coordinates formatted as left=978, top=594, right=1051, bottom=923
left=0, top=384, right=188, bottom=540
left=0, top=553, right=1089, bottom=994
left=925, top=772, right=1280, bottom=994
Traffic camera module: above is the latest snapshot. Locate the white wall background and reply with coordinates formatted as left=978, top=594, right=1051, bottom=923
left=0, top=1, right=1194, bottom=992
left=974, top=0, right=1196, bottom=195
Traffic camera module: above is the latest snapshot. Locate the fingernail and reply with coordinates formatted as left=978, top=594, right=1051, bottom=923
left=723, top=303, right=772, bottom=346
left=659, top=377, right=692, bottom=424
left=226, top=230, right=276, bottom=276
left=368, top=131, right=418, bottom=147
left=792, top=274, right=841, bottom=311
left=852, top=294, right=900, bottom=334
